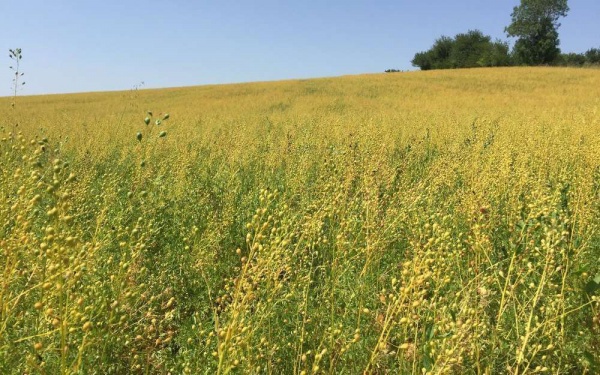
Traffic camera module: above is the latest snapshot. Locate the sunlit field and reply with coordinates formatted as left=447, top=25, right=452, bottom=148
left=1, top=67, right=599, bottom=374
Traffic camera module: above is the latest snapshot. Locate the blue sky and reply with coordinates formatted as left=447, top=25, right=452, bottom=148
left=1, top=0, right=599, bottom=96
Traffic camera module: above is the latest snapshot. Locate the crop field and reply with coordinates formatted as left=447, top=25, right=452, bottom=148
left=1, top=67, right=599, bottom=374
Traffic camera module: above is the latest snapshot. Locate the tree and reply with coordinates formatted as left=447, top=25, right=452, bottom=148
left=557, top=52, right=586, bottom=66
left=450, top=30, right=492, bottom=68
left=585, top=48, right=600, bottom=64
left=481, top=40, right=512, bottom=67
left=411, top=31, right=511, bottom=71
left=505, top=0, right=569, bottom=65
left=554, top=48, right=600, bottom=67
left=411, top=51, right=433, bottom=71
left=411, top=36, right=455, bottom=70
left=449, top=30, right=511, bottom=68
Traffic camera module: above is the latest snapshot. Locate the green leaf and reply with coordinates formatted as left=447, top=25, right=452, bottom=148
left=584, top=275, right=600, bottom=296
left=422, top=351, right=433, bottom=371
left=425, top=322, right=435, bottom=341
left=583, top=351, right=599, bottom=368
left=159, top=131, right=167, bottom=138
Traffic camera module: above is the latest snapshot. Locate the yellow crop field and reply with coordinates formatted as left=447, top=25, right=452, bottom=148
left=1, top=67, right=599, bottom=374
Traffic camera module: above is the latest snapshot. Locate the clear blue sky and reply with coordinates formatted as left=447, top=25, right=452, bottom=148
left=1, top=0, right=599, bottom=96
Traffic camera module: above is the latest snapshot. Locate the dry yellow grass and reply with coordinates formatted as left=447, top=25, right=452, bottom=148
left=1, top=67, right=599, bottom=374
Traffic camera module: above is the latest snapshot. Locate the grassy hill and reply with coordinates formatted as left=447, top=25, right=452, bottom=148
left=1, top=67, right=599, bottom=373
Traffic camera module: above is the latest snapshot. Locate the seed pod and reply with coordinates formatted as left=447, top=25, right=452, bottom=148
left=82, top=321, right=93, bottom=331
left=66, top=236, right=77, bottom=247
left=144, top=117, right=150, bottom=125
left=137, top=132, right=143, bottom=141
left=159, top=131, right=167, bottom=138
left=166, top=297, right=175, bottom=309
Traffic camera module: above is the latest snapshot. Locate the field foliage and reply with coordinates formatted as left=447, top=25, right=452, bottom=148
left=1, top=67, right=599, bottom=374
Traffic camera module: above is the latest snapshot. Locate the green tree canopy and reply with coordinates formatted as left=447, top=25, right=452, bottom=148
left=411, top=30, right=511, bottom=71
left=585, top=48, right=600, bottom=64
left=505, top=0, right=569, bottom=65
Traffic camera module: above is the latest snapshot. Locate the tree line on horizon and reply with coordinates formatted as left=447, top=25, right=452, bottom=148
left=408, top=0, right=599, bottom=71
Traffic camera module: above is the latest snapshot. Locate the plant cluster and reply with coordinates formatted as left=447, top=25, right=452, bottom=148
left=8, top=48, right=25, bottom=108
left=1, top=67, right=599, bottom=374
